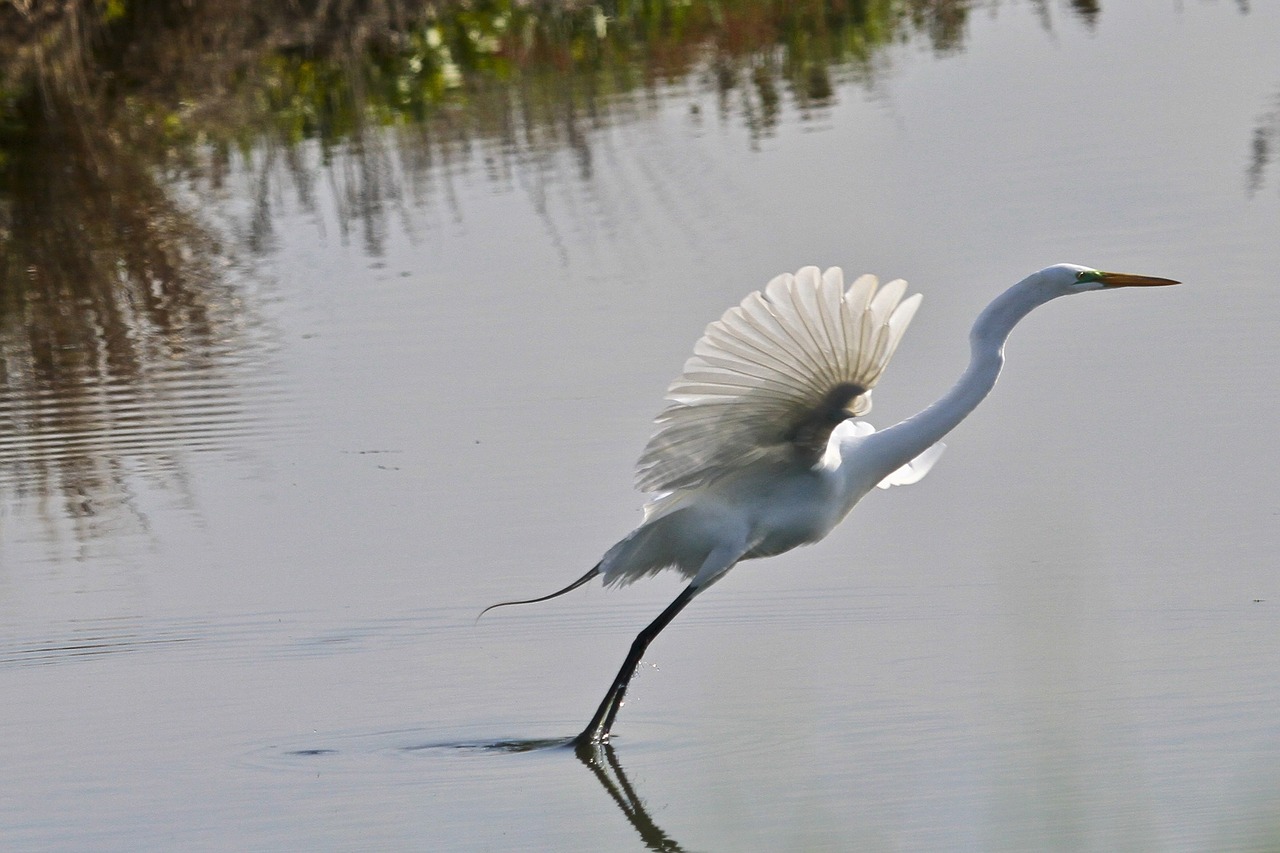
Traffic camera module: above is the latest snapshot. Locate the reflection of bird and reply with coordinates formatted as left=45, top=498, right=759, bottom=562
left=485, top=264, right=1179, bottom=746
left=577, top=740, right=686, bottom=851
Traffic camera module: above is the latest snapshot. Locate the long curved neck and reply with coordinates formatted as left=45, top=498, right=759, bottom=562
left=862, top=275, right=1061, bottom=477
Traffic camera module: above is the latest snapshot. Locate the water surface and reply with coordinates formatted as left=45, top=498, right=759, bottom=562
left=2, top=1, right=1279, bottom=850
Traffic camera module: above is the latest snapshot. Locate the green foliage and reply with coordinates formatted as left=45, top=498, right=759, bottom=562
left=96, top=0, right=128, bottom=24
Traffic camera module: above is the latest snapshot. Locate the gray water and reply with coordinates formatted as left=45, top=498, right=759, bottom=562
left=3, top=2, right=1280, bottom=850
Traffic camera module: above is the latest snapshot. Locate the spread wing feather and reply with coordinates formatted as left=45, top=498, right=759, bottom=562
left=634, top=266, right=922, bottom=493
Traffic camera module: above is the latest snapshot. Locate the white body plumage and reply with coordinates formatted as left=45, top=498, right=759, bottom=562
left=599, top=424, right=936, bottom=587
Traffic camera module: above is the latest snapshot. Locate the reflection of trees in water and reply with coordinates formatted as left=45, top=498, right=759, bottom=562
left=1021, top=0, right=1099, bottom=31
left=185, top=0, right=979, bottom=255
left=153, top=0, right=1124, bottom=253
left=0, top=0, right=1021, bottom=272
left=0, top=3, right=282, bottom=550
left=0, top=16, right=257, bottom=547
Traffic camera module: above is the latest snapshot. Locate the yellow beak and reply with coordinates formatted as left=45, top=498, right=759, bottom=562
left=1098, top=272, right=1181, bottom=288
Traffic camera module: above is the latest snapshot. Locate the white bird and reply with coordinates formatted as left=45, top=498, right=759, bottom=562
left=484, top=263, right=1178, bottom=747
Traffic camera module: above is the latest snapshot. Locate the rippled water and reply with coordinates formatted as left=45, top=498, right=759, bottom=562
left=3, top=1, right=1280, bottom=850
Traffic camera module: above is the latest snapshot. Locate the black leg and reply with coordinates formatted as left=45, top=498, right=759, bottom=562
left=572, top=583, right=701, bottom=747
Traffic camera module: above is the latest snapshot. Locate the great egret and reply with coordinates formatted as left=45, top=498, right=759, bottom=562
left=485, top=263, right=1178, bottom=746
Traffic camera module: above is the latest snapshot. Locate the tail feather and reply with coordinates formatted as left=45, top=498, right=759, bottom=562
left=477, top=564, right=601, bottom=620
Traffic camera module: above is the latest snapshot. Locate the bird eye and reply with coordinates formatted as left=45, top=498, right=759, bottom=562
left=1075, top=270, right=1103, bottom=283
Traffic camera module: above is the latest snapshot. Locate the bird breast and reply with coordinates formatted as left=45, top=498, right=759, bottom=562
left=715, top=463, right=848, bottom=560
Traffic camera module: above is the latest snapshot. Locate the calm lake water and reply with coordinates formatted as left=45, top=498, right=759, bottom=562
left=3, top=1, right=1280, bottom=850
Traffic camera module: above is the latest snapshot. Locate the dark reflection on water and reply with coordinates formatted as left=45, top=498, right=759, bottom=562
left=0, top=16, right=281, bottom=552
left=576, top=740, right=690, bottom=852
left=0, top=92, right=254, bottom=499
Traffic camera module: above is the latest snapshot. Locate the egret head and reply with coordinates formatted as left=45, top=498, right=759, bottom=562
left=1040, top=263, right=1180, bottom=295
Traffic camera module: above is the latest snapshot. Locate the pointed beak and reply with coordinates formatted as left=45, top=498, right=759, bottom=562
left=1097, top=272, right=1181, bottom=288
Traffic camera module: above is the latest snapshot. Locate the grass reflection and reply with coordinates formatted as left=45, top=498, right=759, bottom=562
left=0, top=29, right=248, bottom=545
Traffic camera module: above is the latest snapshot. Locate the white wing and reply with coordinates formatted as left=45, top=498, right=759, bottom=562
left=824, top=420, right=946, bottom=488
left=876, top=440, right=946, bottom=488
left=634, top=266, right=923, bottom=493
